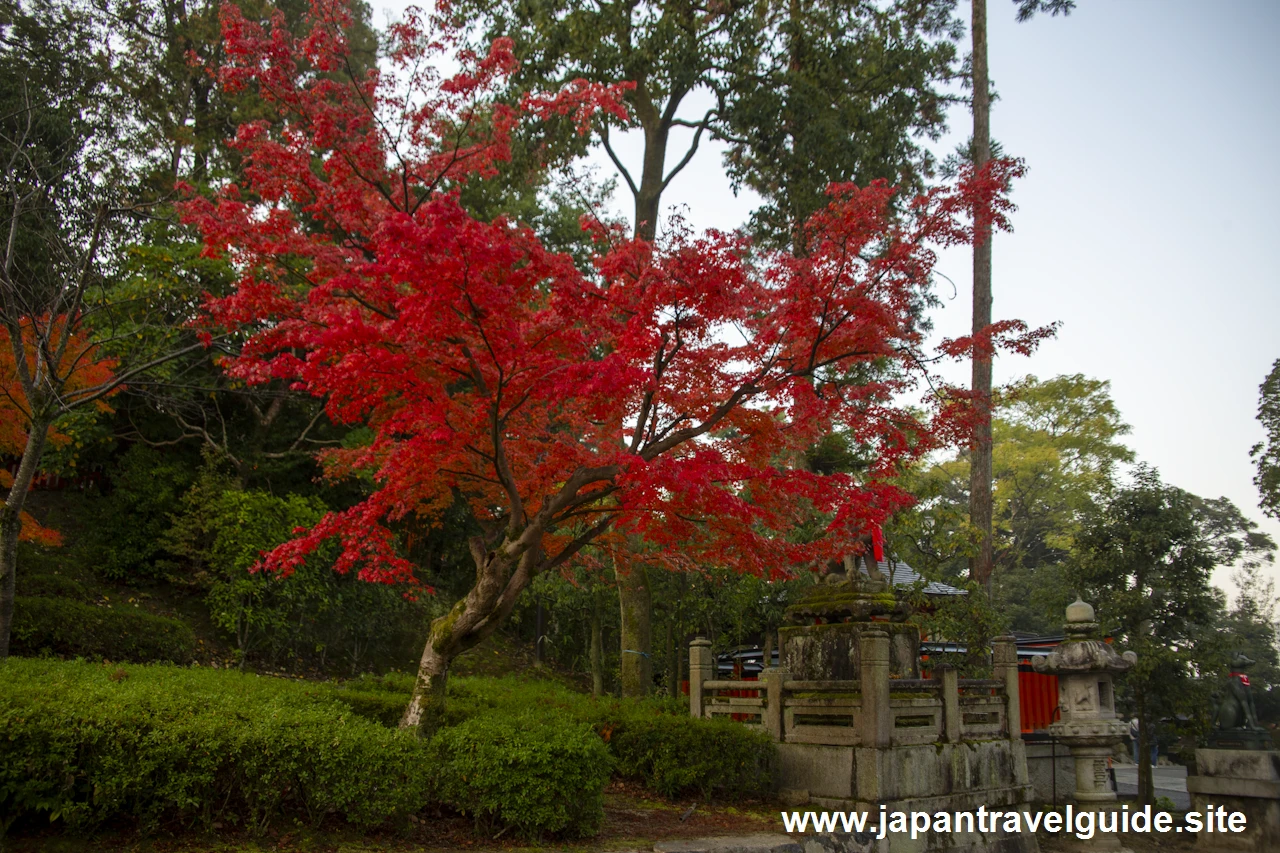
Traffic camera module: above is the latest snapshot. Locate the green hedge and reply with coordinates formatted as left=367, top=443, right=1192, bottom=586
left=0, top=661, right=620, bottom=839
left=0, top=659, right=431, bottom=835
left=429, top=711, right=611, bottom=837
left=317, top=687, right=408, bottom=727
left=0, top=659, right=770, bottom=842
left=10, top=596, right=196, bottom=663
left=16, top=573, right=94, bottom=602
left=381, top=676, right=775, bottom=799
left=601, top=709, right=774, bottom=798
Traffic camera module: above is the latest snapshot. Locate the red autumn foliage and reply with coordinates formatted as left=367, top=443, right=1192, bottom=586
left=0, top=316, right=118, bottom=546
left=182, top=0, right=1048, bottom=597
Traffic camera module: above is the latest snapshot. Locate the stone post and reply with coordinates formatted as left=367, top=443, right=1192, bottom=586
left=763, top=666, right=787, bottom=741
left=940, top=664, right=961, bottom=743
left=689, top=637, right=712, bottom=719
left=858, top=630, right=891, bottom=748
left=993, top=635, right=1021, bottom=740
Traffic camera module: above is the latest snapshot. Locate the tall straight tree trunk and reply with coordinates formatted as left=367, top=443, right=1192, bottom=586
left=666, top=618, right=678, bottom=697
left=0, top=421, right=51, bottom=661
left=968, top=0, right=995, bottom=589
left=1136, top=689, right=1154, bottom=805
left=618, top=559, right=652, bottom=697
left=590, top=583, right=605, bottom=697
left=633, top=105, right=671, bottom=242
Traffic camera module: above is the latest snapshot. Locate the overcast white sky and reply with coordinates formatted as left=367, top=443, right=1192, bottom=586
left=374, top=0, right=1280, bottom=596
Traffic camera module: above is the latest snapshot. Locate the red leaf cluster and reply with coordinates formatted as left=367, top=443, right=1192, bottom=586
left=182, top=0, right=1046, bottom=584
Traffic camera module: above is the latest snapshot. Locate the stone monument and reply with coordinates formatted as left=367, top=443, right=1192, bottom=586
left=777, top=561, right=919, bottom=681
left=1185, top=653, right=1280, bottom=852
left=1031, top=598, right=1136, bottom=852
left=691, top=567, right=1038, bottom=853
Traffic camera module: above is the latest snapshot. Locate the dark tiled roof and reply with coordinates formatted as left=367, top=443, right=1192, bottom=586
left=860, top=559, right=966, bottom=596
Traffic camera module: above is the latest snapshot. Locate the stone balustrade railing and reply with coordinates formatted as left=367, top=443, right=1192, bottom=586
left=689, top=633, right=1022, bottom=748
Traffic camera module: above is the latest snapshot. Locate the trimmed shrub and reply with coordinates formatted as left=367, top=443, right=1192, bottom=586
left=445, top=676, right=775, bottom=799
left=10, top=596, right=196, bottom=663
left=318, top=686, right=408, bottom=727
left=0, top=659, right=430, bottom=834
left=601, top=710, right=775, bottom=798
left=16, top=573, right=93, bottom=601
left=429, top=711, right=612, bottom=837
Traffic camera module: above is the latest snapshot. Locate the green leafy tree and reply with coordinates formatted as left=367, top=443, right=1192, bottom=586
left=1221, top=566, right=1280, bottom=725
left=1069, top=466, right=1274, bottom=804
left=892, top=374, right=1134, bottom=632
left=457, top=0, right=962, bottom=243
left=1252, top=358, right=1280, bottom=521
left=164, top=467, right=424, bottom=671
left=719, top=0, right=958, bottom=248
left=0, top=0, right=213, bottom=659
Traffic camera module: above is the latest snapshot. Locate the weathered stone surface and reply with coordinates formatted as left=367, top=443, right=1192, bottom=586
left=1193, top=747, right=1280, bottom=781
left=777, top=741, right=1031, bottom=807
left=779, top=622, right=921, bottom=680
left=1024, top=741, right=1076, bottom=805
left=1030, top=600, right=1134, bottom=852
left=1187, top=748, right=1280, bottom=853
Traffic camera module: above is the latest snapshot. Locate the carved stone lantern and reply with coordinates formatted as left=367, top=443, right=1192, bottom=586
left=1033, top=598, right=1136, bottom=851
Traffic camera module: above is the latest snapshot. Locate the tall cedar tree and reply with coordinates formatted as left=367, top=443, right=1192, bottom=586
left=968, top=0, right=1074, bottom=588
left=182, top=0, right=1049, bottom=732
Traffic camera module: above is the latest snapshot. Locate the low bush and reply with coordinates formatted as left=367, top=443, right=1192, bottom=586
left=318, top=686, right=408, bottom=727
left=600, top=709, right=775, bottom=798
left=428, top=711, right=611, bottom=837
left=315, top=674, right=774, bottom=799
left=16, top=573, right=94, bottom=601
left=10, top=596, right=197, bottom=663
left=446, top=676, right=775, bottom=798
left=0, top=659, right=430, bottom=834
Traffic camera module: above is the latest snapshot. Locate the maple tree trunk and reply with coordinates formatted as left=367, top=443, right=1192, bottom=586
left=401, top=637, right=451, bottom=734
left=618, top=562, right=652, bottom=698
left=400, top=545, right=533, bottom=735
left=0, top=421, right=51, bottom=661
left=968, top=0, right=995, bottom=589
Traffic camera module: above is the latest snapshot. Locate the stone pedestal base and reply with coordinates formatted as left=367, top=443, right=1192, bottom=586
left=1186, top=748, right=1280, bottom=852
left=775, top=740, right=1038, bottom=852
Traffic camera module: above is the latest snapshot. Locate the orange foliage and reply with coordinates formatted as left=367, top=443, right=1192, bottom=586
left=0, top=316, right=117, bottom=546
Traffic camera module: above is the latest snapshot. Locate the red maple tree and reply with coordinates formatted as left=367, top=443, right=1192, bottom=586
left=183, top=0, right=1046, bottom=730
